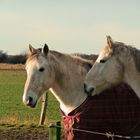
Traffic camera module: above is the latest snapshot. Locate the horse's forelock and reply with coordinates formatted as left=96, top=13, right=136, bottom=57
left=26, top=53, right=39, bottom=66
left=26, top=48, right=44, bottom=63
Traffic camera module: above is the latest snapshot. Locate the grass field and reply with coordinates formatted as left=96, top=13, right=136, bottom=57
left=0, top=68, right=61, bottom=126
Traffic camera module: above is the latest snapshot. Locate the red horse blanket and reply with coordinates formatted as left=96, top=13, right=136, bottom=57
left=62, top=84, right=140, bottom=140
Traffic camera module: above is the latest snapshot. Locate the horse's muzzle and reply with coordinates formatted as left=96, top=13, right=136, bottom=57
left=26, top=96, right=37, bottom=108
left=84, top=83, right=94, bottom=96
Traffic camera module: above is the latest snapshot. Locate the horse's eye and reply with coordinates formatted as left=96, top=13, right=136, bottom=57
left=39, top=67, right=45, bottom=72
left=100, top=59, right=106, bottom=63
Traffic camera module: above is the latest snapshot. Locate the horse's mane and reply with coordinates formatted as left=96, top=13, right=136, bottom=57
left=72, top=53, right=98, bottom=61
left=129, top=47, right=140, bottom=72
left=71, top=53, right=97, bottom=70
left=50, top=51, right=97, bottom=70
left=50, top=51, right=98, bottom=61
left=114, top=41, right=140, bottom=72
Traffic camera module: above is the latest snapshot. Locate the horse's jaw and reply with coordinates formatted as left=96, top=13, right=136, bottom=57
left=92, top=82, right=114, bottom=96
left=91, top=90, right=97, bottom=96
left=91, top=88, right=103, bottom=96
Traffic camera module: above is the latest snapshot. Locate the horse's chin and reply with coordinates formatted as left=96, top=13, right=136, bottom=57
left=30, top=103, right=37, bottom=108
left=92, top=85, right=105, bottom=96
left=94, top=83, right=112, bottom=96
left=27, top=101, right=37, bottom=108
left=91, top=89, right=98, bottom=96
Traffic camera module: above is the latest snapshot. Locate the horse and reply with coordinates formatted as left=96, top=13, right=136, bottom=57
left=23, top=44, right=94, bottom=115
left=23, top=44, right=140, bottom=140
left=84, top=36, right=140, bottom=99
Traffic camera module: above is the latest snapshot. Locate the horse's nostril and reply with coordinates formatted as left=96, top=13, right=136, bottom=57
left=87, top=87, right=94, bottom=96
left=89, top=87, right=94, bottom=94
left=27, top=96, right=33, bottom=106
left=29, top=96, right=33, bottom=103
left=84, top=83, right=87, bottom=91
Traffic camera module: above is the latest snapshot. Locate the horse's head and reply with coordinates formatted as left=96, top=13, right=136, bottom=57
left=84, top=36, right=124, bottom=96
left=23, top=44, right=55, bottom=107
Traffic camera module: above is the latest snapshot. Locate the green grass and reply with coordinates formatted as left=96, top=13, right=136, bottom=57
left=0, top=70, right=61, bottom=127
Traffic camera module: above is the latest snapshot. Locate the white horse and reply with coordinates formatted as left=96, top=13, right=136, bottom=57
left=23, top=44, right=94, bottom=115
left=84, top=36, right=140, bottom=99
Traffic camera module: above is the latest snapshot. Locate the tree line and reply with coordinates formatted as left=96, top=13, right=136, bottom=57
left=0, top=51, right=27, bottom=64
left=0, top=50, right=98, bottom=64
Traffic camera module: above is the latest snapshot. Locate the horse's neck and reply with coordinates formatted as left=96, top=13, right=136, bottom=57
left=123, top=52, right=140, bottom=99
left=50, top=55, right=88, bottom=115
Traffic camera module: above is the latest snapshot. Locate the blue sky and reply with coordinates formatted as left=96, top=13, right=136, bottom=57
left=0, top=0, right=140, bottom=54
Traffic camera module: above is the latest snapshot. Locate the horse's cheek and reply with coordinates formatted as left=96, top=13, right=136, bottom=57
left=44, top=72, right=52, bottom=89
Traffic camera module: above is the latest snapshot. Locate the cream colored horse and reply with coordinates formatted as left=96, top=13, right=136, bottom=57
left=23, top=44, right=94, bottom=115
left=84, top=36, right=140, bottom=99
left=85, top=36, right=140, bottom=98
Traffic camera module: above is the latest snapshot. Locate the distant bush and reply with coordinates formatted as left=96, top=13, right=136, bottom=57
left=0, top=50, right=27, bottom=64
left=0, top=50, right=98, bottom=64
left=0, top=51, right=8, bottom=63
left=7, top=54, right=27, bottom=64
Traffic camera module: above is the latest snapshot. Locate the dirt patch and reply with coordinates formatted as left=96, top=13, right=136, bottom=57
left=0, top=64, right=25, bottom=70
left=0, top=128, right=49, bottom=140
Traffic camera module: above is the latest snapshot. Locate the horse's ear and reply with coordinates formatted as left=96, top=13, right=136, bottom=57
left=106, top=35, right=113, bottom=51
left=42, top=44, right=49, bottom=55
left=29, top=44, right=35, bottom=54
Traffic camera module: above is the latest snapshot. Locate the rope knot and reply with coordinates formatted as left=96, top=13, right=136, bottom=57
left=63, top=113, right=80, bottom=139
left=106, top=132, right=114, bottom=140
